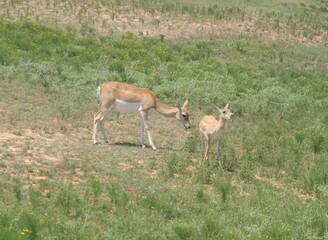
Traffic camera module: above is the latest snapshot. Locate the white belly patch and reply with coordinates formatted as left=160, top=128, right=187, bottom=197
left=115, top=99, right=141, bottom=112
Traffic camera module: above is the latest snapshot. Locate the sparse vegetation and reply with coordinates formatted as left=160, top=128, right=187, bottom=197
left=1, top=0, right=328, bottom=44
left=0, top=1, right=328, bottom=239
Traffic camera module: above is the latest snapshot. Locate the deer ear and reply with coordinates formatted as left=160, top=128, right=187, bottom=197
left=182, top=99, right=188, bottom=108
left=176, top=104, right=182, bottom=114
left=213, top=104, right=221, bottom=112
left=224, top=104, right=229, bottom=109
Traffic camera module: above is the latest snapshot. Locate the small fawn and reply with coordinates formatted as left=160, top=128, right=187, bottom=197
left=199, top=104, right=234, bottom=161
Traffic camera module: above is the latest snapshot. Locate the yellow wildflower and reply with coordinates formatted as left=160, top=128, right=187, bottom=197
left=20, top=228, right=32, bottom=236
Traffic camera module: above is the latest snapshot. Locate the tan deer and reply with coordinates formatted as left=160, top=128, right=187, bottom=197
left=199, top=104, right=234, bottom=161
left=93, top=81, right=191, bottom=150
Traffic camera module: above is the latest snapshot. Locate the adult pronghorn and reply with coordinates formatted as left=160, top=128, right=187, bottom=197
left=199, top=104, right=234, bottom=161
left=93, top=81, right=191, bottom=150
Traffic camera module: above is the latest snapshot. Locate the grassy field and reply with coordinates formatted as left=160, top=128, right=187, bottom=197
left=1, top=0, right=328, bottom=43
left=0, top=1, right=328, bottom=239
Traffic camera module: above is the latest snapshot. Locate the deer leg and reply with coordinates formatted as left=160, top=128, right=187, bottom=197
left=99, top=120, right=108, bottom=143
left=93, top=110, right=102, bottom=144
left=199, top=131, right=206, bottom=159
left=93, top=105, right=114, bottom=144
left=139, top=110, right=156, bottom=150
left=216, top=139, right=221, bottom=161
left=139, top=117, right=145, bottom=148
left=204, top=135, right=210, bottom=161
left=200, top=133, right=204, bottom=158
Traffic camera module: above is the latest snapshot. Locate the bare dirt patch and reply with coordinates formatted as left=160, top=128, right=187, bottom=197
left=0, top=127, right=83, bottom=189
left=255, top=175, right=315, bottom=201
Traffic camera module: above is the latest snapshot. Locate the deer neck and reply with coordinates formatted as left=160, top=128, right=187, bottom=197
left=215, top=116, right=226, bottom=131
left=154, top=100, right=179, bottom=119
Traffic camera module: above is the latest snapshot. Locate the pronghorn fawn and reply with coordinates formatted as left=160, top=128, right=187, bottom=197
left=93, top=81, right=191, bottom=150
left=199, top=104, right=234, bottom=161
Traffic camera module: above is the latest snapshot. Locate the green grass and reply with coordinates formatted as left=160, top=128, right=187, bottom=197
left=0, top=3, right=328, bottom=239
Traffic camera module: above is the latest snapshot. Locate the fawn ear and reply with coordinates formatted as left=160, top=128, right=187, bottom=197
left=224, top=104, right=229, bottom=109
left=213, top=104, right=222, bottom=112
left=182, top=99, right=189, bottom=108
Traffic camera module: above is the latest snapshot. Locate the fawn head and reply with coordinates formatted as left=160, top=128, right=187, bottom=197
left=214, top=104, right=234, bottom=120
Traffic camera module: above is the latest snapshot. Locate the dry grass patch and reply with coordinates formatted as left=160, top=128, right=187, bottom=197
left=1, top=0, right=327, bottom=45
